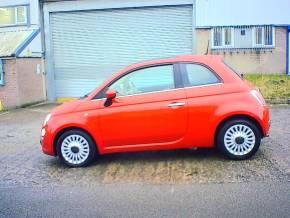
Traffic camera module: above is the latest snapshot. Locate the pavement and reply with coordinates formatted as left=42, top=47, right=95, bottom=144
left=0, top=103, right=289, bottom=217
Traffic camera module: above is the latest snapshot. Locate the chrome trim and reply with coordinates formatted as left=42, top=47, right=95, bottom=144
left=168, top=102, right=185, bottom=107
left=91, top=82, right=223, bottom=102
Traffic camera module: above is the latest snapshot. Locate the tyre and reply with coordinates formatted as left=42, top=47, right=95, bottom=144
left=216, top=119, right=261, bottom=160
left=56, top=129, right=96, bottom=167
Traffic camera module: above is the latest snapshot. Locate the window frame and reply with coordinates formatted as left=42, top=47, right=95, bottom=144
left=93, top=63, right=181, bottom=99
left=252, top=26, right=275, bottom=48
left=211, top=27, right=234, bottom=49
left=178, top=62, right=223, bottom=88
left=0, top=5, right=29, bottom=27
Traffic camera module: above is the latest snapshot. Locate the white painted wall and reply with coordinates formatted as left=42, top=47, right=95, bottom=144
left=196, top=0, right=290, bottom=27
left=29, top=0, right=40, bottom=26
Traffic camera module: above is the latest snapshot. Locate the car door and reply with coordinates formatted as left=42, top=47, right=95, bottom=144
left=98, top=64, right=188, bottom=150
left=179, top=62, right=223, bottom=147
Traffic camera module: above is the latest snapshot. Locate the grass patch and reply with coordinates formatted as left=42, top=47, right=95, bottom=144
left=244, top=74, right=290, bottom=100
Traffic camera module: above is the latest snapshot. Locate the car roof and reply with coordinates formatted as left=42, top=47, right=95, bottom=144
left=88, top=55, right=230, bottom=100
left=123, top=55, right=223, bottom=72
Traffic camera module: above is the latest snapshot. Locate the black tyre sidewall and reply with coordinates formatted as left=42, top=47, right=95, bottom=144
left=56, top=129, right=96, bottom=167
left=217, top=119, right=261, bottom=160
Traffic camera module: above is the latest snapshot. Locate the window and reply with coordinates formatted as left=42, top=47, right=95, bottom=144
left=254, top=27, right=263, bottom=45
left=224, top=28, right=232, bottom=46
left=213, top=27, right=222, bottom=47
left=264, top=26, right=274, bottom=46
left=109, top=65, right=175, bottom=96
left=0, top=59, right=4, bottom=86
left=253, top=26, right=275, bottom=47
left=182, top=64, right=220, bottom=87
left=212, top=27, right=234, bottom=48
left=0, top=6, right=27, bottom=26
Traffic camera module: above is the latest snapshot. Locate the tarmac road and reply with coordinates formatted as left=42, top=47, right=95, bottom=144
left=1, top=182, right=289, bottom=218
left=0, top=103, right=289, bottom=217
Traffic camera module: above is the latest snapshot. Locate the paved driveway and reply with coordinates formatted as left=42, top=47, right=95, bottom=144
left=0, top=104, right=289, bottom=217
left=0, top=104, right=289, bottom=186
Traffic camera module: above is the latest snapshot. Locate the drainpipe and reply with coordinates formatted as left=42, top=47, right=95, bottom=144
left=287, top=26, right=290, bottom=76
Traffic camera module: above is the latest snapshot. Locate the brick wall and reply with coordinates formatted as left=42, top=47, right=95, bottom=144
left=0, top=58, right=46, bottom=109
left=196, top=27, right=287, bottom=74
left=0, top=59, right=19, bottom=108
left=16, top=58, right=45, bottom=106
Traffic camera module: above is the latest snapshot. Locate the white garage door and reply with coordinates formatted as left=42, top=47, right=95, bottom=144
left=50, top=5, right=193, bottom=97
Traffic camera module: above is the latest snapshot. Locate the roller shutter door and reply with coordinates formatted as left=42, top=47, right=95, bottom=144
left=50, top=5, right=193, bottom=97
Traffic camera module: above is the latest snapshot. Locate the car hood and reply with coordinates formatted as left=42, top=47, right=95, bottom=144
left=50, top=99, right=83, bottom=116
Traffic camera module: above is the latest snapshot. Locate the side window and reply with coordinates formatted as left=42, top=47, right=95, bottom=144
left=109, top=65, right=174, bottom=96
left=182, top=64, right=220, bottom=87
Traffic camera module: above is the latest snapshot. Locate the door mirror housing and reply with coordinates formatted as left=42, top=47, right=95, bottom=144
left=105, top=89, right=117, bottom=99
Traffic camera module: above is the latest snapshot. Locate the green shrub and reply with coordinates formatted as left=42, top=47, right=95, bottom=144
left=244, top=74, right=290, bottom=100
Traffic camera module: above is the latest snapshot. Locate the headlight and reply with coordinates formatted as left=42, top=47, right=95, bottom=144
left=41, top=128, right=46, bottom=137
left=43, top=113, right=51, bottom=126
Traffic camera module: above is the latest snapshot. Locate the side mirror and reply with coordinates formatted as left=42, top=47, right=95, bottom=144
left=105, top=89, right=117, bottom=99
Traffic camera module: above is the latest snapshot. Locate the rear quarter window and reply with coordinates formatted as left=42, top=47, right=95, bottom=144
left=182, top=63, right=221, bottom=87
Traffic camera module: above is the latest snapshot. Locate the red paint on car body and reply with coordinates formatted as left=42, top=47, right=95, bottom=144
left=40, top=55, right=270, bottom=156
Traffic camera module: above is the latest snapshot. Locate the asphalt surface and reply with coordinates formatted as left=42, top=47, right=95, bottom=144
left=1, top=182, right=289, bottom=218
left=0, top=103, right=289, bottom=217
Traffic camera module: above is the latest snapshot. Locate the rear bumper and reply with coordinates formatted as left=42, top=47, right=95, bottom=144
left=261, top=105, right=270, bottom=137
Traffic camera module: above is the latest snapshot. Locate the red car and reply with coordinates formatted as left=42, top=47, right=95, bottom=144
left=41, top=55, right=270, bottom=167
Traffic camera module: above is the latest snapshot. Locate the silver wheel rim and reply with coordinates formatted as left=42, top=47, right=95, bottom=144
left=61, top=134, right=90, bottom=165
left=224, top=124, right=256, bottom=156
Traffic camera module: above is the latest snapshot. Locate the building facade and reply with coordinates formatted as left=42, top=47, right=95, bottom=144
left=37, top=0, right=290, bottom=100
left=0, top=0, right=45, bottom=109
left=195, top=0, right=290, bottom=75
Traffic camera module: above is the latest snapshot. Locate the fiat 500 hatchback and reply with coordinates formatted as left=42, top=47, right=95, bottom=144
left=41, top=55, right=270, bottom=167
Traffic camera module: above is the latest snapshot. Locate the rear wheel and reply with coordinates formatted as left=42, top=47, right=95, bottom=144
left=216, top=119, right=261, bottom=160
left=56, top=129, right=96, bottom=167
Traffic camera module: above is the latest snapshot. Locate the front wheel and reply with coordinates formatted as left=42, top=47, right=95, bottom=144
left=56, top=129, right=96, bottom=167
left=216, top=119, right=261, bottom=160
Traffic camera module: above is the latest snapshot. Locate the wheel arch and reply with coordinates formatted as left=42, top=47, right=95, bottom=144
left=53, top=126, right=99, bottom=156
left=214, top=114, right=264, bottom=145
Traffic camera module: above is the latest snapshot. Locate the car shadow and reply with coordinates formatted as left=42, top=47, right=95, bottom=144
left=93, top=148, right=221, bottom=166
left=41, top=146, right=283, bottom=185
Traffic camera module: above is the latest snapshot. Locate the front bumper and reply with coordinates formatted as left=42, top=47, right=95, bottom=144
left=40, top=126, right=56, bottom=156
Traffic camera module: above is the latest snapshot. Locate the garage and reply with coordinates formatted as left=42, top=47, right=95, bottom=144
left=48, top=4, right=193, bottom=98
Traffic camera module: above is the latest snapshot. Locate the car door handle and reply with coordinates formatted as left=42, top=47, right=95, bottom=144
left=167, top=102, right=185, bottom=107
